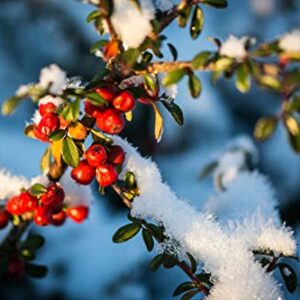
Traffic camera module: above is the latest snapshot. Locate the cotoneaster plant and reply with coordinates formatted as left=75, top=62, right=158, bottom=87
left=0, top=0, right=300, bottom=299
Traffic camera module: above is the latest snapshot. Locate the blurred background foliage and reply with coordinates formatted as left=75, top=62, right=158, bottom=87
left=0, top=0, right=300, bottom=299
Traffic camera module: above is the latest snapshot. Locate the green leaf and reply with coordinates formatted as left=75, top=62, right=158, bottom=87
left=254, top=117, right=278, bottom=141
left=142, top=228, right=154, bottom=252
left=190, top=6, right=204, bottom=40
left=173, top=282, right=196, bottom=297
left=62, top=137, right=80, bottom=167
left=278, top=263, right=297, bottom=293
left=192, top=51, right=211, bottom=69
left=124, top=171, right=137, bottom=189
left=25, top=263, right=48, bottom=278
left=29, top=184, right=47, bottom=196
left=201, top=0, right=228, bottom=8
left=24, top=235, right=45, bottom=250
left=119, top=48, right=140, bottom=69
left=61, top=99, right=80, bottom=122
left=112, top=223, right=141, bottom=243
left=187, top=253, right=197, bottom=274
left=188, top=73, right=202, bottom=98
left=86, top=92, right=107, bottom=106
left=91, top=129, right=114, bottom=145
left=199, top=161, right=218, bottom=179
left=181, top=289, right=199, bottom=300
left=148, top=223, right=164, bottom=242
left=284, top=115, right=300, bottom=136
left=177, top=6, right=192, bottom=28
left=235, top=64, right=251, bottom=93
left=90, top=40, right=108, bottom=54
left=214, top=57, right=233, bottom=71
left=162, top=69, right=186, bottom=86
left=161, top=101, right=184, bottom=126
left=287, top=130, right=300, bottom=153
left=40, top=147, right=51, bottom=174
left=86, top=10, right=101, bottom=23
left=162, top=253, right=177, bottom=269
left=48, top=129, right=66, bottom=142
left=195, top=272, right=212, bottom=285
left=167, top=43, right=178, bottom=61
left=258, top=75, right=282, bottom=91
left=149, top=254, right=163, bottom=271
left=1, top=96, right=22, bottom=115
left=143, top=73, right=158, bottom=98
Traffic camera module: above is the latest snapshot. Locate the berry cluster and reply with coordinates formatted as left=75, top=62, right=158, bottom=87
left=5, top=183, right=89, bottom=226
left=71, top=142, right=125, bottom=188
left=84, top=86, right=135, bottom=134
left=33, top=97, right=66, bottom=142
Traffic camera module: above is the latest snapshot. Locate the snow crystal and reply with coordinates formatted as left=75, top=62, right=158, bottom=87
left=39, top=64, right=67, bottom=95
left=158, top=73, right=177, bottom=99
left=155, top=0, right=174, bottom=11
left=119, top=75, right=145, bottom=89
left=250, top=0, right=275, bottom=16
left=111, top=136, right=294, bottom=300
left=15, top=83, right=33, bottom=97
left=220, top=35, right=249, bottom=60
left=0, top=168, right=30, bottom=200
left=31, top=109, right=42, bottom=125
left=111, top=0, right=155, bottom=48
left=60, top=169, right=93, bottom=207
left=39, top=95, right=64, bottom=108
left=279, top=29, right=300, bottom=52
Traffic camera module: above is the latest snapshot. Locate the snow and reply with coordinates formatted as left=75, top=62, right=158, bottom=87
left=250, top=0, right=275, bottom=16
left=15, top=83, right=34, bottom=97
left=279, top=29, right=300, bottom=52
left=219, top=35, right=249, bottom=60
left=111, top=0, right=155, bottom=48
left=39, top=95, right=64, bottom=108
left=39, top=64, right=67, bottom=95
left=32, top=109, right=42, bottom=125
left=111, top=135, right=295, bottom=300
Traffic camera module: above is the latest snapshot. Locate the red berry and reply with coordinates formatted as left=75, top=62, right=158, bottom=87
left=84, top=100, right=104, bottom=119
left=71, top=160, right=96, bottom=185
left=112, top=91, right=135, bottom=112
left=0, top=209, right=10, bottom=229
left=51, top=210, right=66, bottom=226
left=8, top=256, right=24, bottom=280
left=39, top=102, right=57, bottom=116
left=6, top=196, right=22, bottom=215
left=33, top=126, right=49, bottom=142
left=86, top=144, right=107, bottom=167
left=108, top=145, right=125, bottom=166
left=37, top=113, right=60, bottom=136
left=19, top=191, right=38, bottom=213
left=67, top=206, right=89, bottom=223
left=95, top=164, right=118, bottom=187
left=95, top=86, right=116, bottom=102
left=40, top=183, right=64, bottom=210
left=34, top=206, right=52, bottom=226
left=96, top=109, right=125, bottom=135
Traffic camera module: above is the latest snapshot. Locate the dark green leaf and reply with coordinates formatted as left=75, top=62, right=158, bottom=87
left=163, top=69, right=186, bottom=86
left=162, top=101, right=184, bottom=126
left=29, top=184, right=47, bottom=196
left=173, top=282, right=196, bottom=297
left=24, top=235, right=45, bottom=250
left=86, top=10, right=101, bottom=23
left=192, top=51, right=211, bottom=69
left=190, top=6, right=204, bottom=40
left=167, top=43, right=178, bottom=61
left=112, top=223, right=141, bottom=243
left=162, top=253, right=177, bottom=269
left=188, top=73, right=202, bottom=98
left=287, top=130, right=300, bottom=153
left=148, top=223, right=164, bottom=242
left=235, top=64, right=251, bottom=93
left=25, top=263, right=48, bottom=278
left=62, top=137, right=80, bottom=167
left=149, top=254, right=163, bottom=271
left=124, top=171, right=137, bottom=189
left=201, top=0, right=228, bottom=8
left=142, top=228, right=154, bottom=252
left=254, top=117, right=278, bottom=141
left=177, top=6, right=192, bottom=27
left=195, top=272, right=212, bottom=285
left=181, top=289, right=199, bottom=300
left=278, top=263, right=297, bottom=293
left=187, top=253, right=197, bottom=274
left=199, top=161, right=218, bottom=179
left=48, top=129, right=66, bottom=142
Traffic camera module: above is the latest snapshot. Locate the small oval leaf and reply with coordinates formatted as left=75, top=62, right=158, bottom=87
left=112, top=223, right=141, bottom=243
